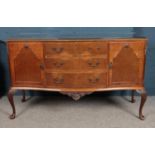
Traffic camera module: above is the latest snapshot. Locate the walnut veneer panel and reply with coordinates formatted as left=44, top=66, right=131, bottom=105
left=8, top=41, right=44, bottom=87
left=46, top=72, right=107, bottom=89
left=44, top=57, right=107, bottom=71
left=44, top=42, right=76, bottom=58
left=8, top=39, right=147, bottom=90
left=109, top=40, right=146, bottom=87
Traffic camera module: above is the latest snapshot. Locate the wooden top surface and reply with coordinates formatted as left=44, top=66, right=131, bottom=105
left=7, top=37, right=147, bottom=42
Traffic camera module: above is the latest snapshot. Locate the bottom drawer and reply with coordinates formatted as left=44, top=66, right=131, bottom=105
left=75, top=72, right=107, bottom=88
left=46, top=73, right=75, bottom=88
left=45, top=72, right=107, bottom=89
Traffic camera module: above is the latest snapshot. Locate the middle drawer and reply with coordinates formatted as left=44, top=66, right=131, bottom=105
left=44, top=57, right=108, bottom=71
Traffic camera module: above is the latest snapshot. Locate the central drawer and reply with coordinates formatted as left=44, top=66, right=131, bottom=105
left=44, top=57, right=108, bottom=71
left=78, top=56, right=108, bottom=71
left=44, top=57, right=76, bottom=70
left=45, top=72, right=107, bottom=89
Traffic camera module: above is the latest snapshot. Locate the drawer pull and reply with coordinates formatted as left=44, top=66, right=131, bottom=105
left=88, top=61, right=100, bottom=67
left=53, top=62, right=64, bottom=67
left=108, top=62, right=113, bottom=69
left=40, top=64, right=45, bottom=70
left=52, top=48, right=63, bottom=53
left=87, top=48, right=93, bottom=52
left=54, top=77, right=64, bottom=84
left=24, top=44, right=29, bottom=48
left=124, top=44, right=129, bottom=48
left=88, top=77, right=99, bottom=83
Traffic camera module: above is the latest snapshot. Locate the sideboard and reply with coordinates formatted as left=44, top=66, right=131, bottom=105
left=7, top=38, right=147, bottom=120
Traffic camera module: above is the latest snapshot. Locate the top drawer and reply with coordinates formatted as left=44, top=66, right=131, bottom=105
left=44, top=42, right=76, bottom=58
left=76, top=41, right=108, bottom=57
left=44, top=41, right=109, bottom=58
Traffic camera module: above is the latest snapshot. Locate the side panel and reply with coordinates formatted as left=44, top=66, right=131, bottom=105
left=109, top=40, right=147, bottom=87
left=8, top=41, right=44, bottom=87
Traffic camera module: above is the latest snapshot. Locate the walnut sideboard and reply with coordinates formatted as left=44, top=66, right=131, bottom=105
left=7, top=38, right=148, bottom=120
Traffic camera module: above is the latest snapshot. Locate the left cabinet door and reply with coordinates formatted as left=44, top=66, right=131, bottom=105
left=8, top=41, right=45, bottom=87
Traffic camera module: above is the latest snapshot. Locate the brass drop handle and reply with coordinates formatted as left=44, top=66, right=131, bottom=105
left=40, top=63, right=45, bottom=70
left=24, top=44, right=29, bottom=48
left=52, top=48, right=64, bottom=53
left=54, top=77, right=64, bottom=84
left=88, top=47, right=100, bottom=51
left=124, top=43, right=129, bottom=48
left=88, top=60, right=100, bottom=67
left=88, top=77, right=99, bottom=83
left=87, top=48, right=93, bottom=52
left=53, top=62, right=64, bottom=67
left=108, top=62, right=113, bottom=69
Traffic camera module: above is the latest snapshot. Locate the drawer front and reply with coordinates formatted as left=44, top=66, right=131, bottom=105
left=75, top=72, right=107, bottom=88
left=44, top=42, right=76, bottom=58
left=44, top=57, right=107, bottom=71
left=44, top=58, right=76, bottom=70
left=46, top=73, right=75, bottom=88
left=79, top=57, right=108, bottom=71
left=45, top=72, right=107, bottom=89
left=76, top=41, right=108, bottom=57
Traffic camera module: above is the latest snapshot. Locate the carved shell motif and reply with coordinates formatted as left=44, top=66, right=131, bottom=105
left=60, top=92, right=93, bottom=101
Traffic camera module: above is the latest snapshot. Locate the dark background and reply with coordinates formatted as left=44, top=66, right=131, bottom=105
left=0, top=27, right=154, bottom=96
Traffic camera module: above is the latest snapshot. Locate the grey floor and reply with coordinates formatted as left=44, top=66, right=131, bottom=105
left=0, top=94, right=155, bottom=128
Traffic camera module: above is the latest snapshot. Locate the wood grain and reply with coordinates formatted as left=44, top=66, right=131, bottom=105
left=7, top=38, right=148, bottom=120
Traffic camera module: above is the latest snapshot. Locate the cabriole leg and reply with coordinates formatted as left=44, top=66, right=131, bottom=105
left=131, top=90, right=135, bottom=103
left=137, top=89, right=147, bottom=120
left=21, top=90, right=26, bottom=102
left=7, top=89, right=16, bottom=119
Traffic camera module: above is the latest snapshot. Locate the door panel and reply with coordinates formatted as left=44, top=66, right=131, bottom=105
left=109, top=40, right=146, bottom=87
left=8, top=41, right=44, bottom=87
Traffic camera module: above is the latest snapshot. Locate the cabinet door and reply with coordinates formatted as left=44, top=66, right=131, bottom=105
left=109, top=40, right=147, bottom=87
left=8, top=41, right=44, bottom=87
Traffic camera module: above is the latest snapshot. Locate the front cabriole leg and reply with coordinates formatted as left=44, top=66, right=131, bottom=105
left=7, top=89, right=16, bottom=119
left=137, top=89, right=147, bottom=120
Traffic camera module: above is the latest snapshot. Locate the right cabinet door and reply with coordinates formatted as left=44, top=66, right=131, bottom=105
left=109, top=40, right=147, bottom=87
